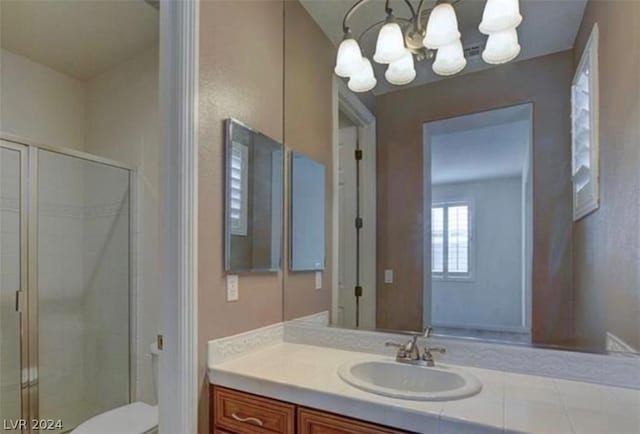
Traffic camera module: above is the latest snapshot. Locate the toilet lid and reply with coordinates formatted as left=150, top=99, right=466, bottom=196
left=72, top=402, right=158, bottom=434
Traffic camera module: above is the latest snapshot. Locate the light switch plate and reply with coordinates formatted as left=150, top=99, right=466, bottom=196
left=384, top=269, right=394, bottom=284
left=226, top=274, right=239, bottom=301
left=315, top=271, right=322, bottom=290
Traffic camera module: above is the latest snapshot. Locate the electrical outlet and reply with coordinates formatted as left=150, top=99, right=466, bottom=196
left=226, top=274, right=239, bottom=301
left=384, top=269, right=394, bottom=284
left=315, top=271, right=322, bottom=290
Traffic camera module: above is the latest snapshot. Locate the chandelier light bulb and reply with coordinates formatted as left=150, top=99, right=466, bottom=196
left=348, top=58, right=377, bottom=93
left=479, top=0, right=522, bottom=34
left=432, top=40, right=467, bottom=76
left=385, top=50, right=416, bottom=85
left=423, top=3, right=461, bottom=49
left=482, top=28, right=521, bottom=64
left=373, top=19, right=407, bottom=64
left=334, top=37, right=364, bottom=78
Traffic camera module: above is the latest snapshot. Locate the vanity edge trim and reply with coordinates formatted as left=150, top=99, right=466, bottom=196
left=207, top=311, right=329, bottom=365
left=208, top=321, right=284, bottom=365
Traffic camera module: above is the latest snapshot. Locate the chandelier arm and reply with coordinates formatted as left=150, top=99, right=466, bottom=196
left=342, top=0, right=419, bottom=35
left=416, top=0, right=426, bottom=30
left=402, top=0, right=417, bottom=21
left=342, top=0, right=368, bottom=34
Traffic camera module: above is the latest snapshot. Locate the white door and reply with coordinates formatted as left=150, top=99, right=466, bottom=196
left=337, top=125, right=376, bottom=329
left=337, top=126, right=358, bottom=328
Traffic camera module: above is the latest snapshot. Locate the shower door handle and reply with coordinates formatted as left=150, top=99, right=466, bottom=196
left=15, top=290, right=25, bottom=312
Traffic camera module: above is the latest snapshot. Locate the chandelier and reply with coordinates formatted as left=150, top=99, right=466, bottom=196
left=335, top=0, right=523, bottom=92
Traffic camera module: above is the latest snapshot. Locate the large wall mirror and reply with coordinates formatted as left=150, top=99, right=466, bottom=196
left=282, top=0, right=640, bottom=357
left=225, top=119, right=284, bottom=272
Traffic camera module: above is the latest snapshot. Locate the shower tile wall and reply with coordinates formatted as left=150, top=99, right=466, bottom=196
left=38, top=150, right=130, bottom=432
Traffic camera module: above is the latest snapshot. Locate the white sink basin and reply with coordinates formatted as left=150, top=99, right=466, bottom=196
left=338, top=360, right=482, bottom=401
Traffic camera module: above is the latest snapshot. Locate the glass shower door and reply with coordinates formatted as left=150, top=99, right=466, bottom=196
left=37, top=149, right=131, bottom=432
left=0, top=142, right=27, bottom=431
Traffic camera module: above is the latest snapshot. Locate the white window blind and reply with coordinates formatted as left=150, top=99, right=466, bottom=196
left=431, top=202, right=471, bottom=279
left=447, top=205, right=469, bottom=274
left=230, top=141, right=248, bottom=236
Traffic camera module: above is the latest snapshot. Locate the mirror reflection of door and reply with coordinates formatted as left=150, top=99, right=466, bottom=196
left=337, top=109, right=376, bottom=330
left=338, top=124, right=357, bottom=328
left=426, top=104, right=533, bottom=344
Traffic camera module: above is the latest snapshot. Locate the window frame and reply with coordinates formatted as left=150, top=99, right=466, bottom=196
left=571, top=23, right=599, bottom=221
left=431, top=199, right=475, bottom=282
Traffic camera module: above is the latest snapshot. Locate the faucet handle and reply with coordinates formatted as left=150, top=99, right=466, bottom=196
left=385, top=341, right=408, bottom=358
left=384, top=341, right=403, bottom=348
left=423, top=326, right=433, bottom=338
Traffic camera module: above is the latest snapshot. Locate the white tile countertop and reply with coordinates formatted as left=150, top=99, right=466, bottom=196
left=208, top=342, right=640, bottom=434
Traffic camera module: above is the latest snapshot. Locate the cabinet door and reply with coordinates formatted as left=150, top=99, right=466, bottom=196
left=297, top=408, right=410, bottom=434
left=213, top=386, right=295, bottom=434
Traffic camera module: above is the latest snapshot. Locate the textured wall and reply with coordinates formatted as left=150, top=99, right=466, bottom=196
left=375, top=52, right=575, bottom=344
left=283, top=0, right=334, bottom=321
left=572, top=0, right=640, bottom=352
left=198, top=1, right=284, bottom=431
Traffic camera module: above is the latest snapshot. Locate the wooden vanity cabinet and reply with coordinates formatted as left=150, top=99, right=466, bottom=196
left=212, top=386, right=295, bottom=434
left=210, top=386, right=411, bottom=434
left=297, top=407, right=408, bottom=434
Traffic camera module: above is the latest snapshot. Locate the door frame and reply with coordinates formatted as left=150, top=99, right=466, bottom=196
left=0, top=140, right=30, bottom=425
left=332, top=79, right=376, bottom=328
left=159, top=0, right=199, bottom=432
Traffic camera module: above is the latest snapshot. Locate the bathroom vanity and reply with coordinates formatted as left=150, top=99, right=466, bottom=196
left=208, top=323, right=640, bottom=434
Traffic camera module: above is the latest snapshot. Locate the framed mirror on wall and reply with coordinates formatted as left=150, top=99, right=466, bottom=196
left=281, top=0, right=640, bottom=358
left=224, top=118, right=284, bottom=273
left=289, top=152, right=326, bottom=272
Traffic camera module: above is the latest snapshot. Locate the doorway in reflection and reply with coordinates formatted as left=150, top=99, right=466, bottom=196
left=425, top=104, right=533, bottom=344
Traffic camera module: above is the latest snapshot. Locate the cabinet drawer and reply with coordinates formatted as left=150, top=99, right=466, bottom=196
left=213, top=386, right=295, bottom=434
left=297, top=407, right=410, bottom=434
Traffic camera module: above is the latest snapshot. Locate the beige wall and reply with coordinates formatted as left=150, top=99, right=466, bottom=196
left=0, top=48, right=85, bottom=150
left=85, top=45, right=161, bottom=404
left=573, top=0, right=640, bottom=351
left=375, top=52, right=575, bottom=344
left=198, top=1, right=284, bottom=431
left=283, top=0, right=334, bottom=321
left=197, top=1, right=335, bottom=430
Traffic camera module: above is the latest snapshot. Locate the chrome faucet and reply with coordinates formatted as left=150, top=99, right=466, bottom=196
left=384, top=327, right=446, bottom=367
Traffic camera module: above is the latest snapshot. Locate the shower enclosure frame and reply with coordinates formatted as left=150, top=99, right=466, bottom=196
left=1, top=132, right=137, bottom=432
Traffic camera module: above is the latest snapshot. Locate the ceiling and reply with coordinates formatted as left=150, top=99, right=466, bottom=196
left=429, top=104, right=531, bottom=185
left=1, top=0, right=158, bottom=80
left=300, top=0, right=587, bottom=95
